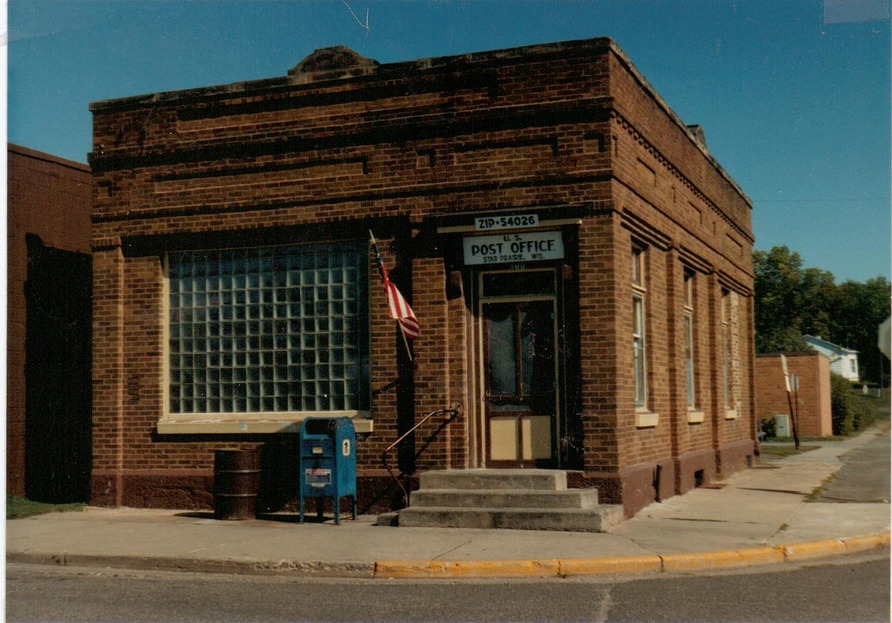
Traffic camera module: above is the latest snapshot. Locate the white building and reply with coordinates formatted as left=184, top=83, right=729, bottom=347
left=803, top=335, right=860, bottom=382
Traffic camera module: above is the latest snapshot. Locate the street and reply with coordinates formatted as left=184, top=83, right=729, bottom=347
left=7, top=551, right=889, bottom=623
left=813, top=423, right=891, bottom=503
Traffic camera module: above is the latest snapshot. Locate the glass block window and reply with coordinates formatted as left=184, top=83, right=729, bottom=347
left=167, top=242, right=367, bottom=415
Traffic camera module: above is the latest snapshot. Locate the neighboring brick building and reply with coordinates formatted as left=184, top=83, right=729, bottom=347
left=7, top=144, right=92, bottom=501
left=88, top=38, right=755, bottom=517
left=755, top=352, right=832, bottom=438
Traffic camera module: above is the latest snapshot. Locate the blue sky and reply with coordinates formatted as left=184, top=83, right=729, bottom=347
left=8, top=0, right=891, bottom=282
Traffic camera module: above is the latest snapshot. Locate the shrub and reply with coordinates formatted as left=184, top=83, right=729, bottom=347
left=759, top=416, right=777, bottom=439
left=847, top=387, right=879, bottom=431
left=831, top=374, right=880, bottom=435
left=830, top=373, right=853, bottom=436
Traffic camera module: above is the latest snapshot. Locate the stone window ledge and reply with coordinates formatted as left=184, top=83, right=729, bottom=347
left=157, top=415, right=373, bottom=435
left=635, top=408, right=660, bottom=429
left=686, top=410, right=705, bottom=424
left=724, top=409, right=738, bottom=421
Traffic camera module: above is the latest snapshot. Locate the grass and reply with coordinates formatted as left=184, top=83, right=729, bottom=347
left=806, top=475, right=836, bottom=502
left=7, top=496, right=84, bottom=520
left=848, top=386, right=890, bottom=423
left=758, top=444, right=820, bottom=457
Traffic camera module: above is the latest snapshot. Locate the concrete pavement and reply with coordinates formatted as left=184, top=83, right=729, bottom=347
left=7, top=423, right=890, bottom=579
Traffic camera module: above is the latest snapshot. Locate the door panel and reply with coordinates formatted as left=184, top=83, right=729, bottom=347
left=523, top=416, right=552, bottom=459
left=482, top=298, right=557, bottom=466
left=490, top=418, right=519, bottom=461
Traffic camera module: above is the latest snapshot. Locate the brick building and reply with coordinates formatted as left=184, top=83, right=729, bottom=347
left=89, top=38, right=755, bottom=517
left=755, top=352, right=832, bottom=438
left=8, top=144, right=92, bottom=502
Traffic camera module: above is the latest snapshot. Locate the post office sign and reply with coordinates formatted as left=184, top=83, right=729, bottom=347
left=463, top=231, right=564, bottom=266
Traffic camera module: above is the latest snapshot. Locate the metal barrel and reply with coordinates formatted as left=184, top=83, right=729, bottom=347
left=213, top=449, right=261, bottom=520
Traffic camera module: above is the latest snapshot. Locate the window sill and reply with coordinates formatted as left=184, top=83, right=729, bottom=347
left=635, top=409, right=660, bottom=428
left=157, top=414, right=374, bottom=435
left=724, top=409, right=738, bottom=421
left=686, top=410, right=705, bottom=424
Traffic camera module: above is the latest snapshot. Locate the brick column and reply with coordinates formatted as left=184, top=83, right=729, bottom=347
left=577, top=214, right=621, bottom=473
left=90, top=241, right=125, bottom=506
left=445, top=270, right=470, bottom=469
left=664, top=248, right=683, bottom=462
left=410, top=256, right=452, bottom=471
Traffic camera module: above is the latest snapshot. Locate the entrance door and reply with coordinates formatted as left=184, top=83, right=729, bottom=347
left=479, top=269, right=559, bottom=467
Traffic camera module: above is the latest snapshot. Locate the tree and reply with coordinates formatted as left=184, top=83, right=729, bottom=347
left=754, top=245, right=891, bottom=384
left=753, top=246, right=833, bottom=353
left=828, top=277, right=891, bottom=384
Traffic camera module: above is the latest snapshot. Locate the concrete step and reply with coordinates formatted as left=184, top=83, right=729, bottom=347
left=410, top=488, right=600, bottom=509
left=397, top=505, right=625, bottom=532
left=419, top=469, right=567, bottom=491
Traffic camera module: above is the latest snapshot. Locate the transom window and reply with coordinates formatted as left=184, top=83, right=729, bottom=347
left=632, top=245, right=645, bottom=288
left=167, top=241, right=367, bottom=416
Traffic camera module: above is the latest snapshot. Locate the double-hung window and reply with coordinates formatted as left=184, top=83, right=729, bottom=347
left=632, top=245, right=647, bottom=409
left=721, top=288, right=734, bottom=412
left=683, top=270, right=696, bottom=410
left=163, top=240, right=369, bottom=432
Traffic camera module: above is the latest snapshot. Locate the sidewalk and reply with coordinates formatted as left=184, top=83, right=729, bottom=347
left=7, top=424, right=890, bottom=579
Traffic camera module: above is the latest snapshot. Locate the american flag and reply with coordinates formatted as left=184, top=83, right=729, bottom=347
left=369, top=231, right=420, bottom=340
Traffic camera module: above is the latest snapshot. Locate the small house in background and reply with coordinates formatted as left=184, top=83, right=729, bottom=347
left=803, top=335, right=860, bottom=382
left=754, top=352, right=832, bottom=438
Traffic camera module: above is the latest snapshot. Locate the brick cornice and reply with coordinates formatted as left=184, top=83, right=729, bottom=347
left=89, top=98, right=613, bottom=174
left=611, top=111, right=754, bottom=245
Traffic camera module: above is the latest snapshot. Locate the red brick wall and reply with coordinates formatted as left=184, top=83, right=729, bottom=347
left=7, top=145, right=91, bottom=496
left=89, top=38, right=754, bottom=515
left=755, top=353, right=832, bottom=438
left=595, top=47, right=755, bottom=512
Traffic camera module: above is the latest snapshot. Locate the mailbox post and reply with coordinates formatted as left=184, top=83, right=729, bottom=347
left=298, top=417, right=357, bottom=524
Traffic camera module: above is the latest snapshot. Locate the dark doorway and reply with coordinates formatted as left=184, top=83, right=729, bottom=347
left=24, top=235, right=92, bottom=503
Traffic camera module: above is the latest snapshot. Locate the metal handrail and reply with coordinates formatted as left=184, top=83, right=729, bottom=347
left=381, top=402, right=463, bottom=508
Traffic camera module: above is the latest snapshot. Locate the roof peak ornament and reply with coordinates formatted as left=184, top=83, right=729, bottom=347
left=288, top=46, right=379, bottom=82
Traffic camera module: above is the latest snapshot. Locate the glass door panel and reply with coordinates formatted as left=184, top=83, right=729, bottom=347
left=482, top=299, right=557, bottom=466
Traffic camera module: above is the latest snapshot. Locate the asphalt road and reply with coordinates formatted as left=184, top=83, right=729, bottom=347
left=813, top=425, right=890, bottom=503
left=7, top=552, right=889, bottom=623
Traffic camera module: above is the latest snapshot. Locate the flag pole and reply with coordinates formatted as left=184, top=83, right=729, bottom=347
left=399, top=323, right=413, bottom=362
left=369, top=230, right=414, bottom=361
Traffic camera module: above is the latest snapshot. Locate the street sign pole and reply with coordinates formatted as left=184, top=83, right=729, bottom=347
left=790, top=372, right=801, bottom=450
left=781, top=355, right=800, bottom=450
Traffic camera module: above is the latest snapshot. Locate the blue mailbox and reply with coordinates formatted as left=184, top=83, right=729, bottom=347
left=298, top=417, right=357, bottom=524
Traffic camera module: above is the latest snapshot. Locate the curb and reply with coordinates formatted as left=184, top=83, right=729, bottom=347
left=6, top=552, right=375, bottom=578
left=372, top=531, right=891, bottom=579
left=9, top=531, right=889, bottom=580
